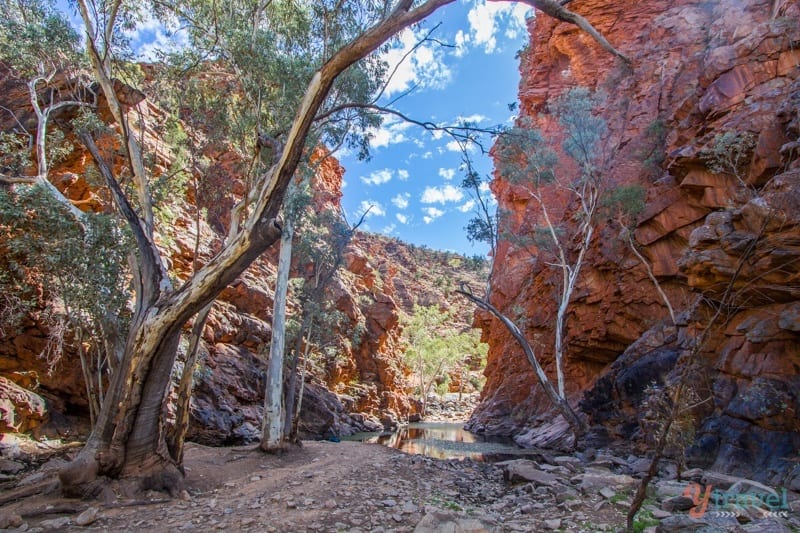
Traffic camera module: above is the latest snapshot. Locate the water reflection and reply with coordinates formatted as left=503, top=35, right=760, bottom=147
left=347, top=423, right=529, bottom=461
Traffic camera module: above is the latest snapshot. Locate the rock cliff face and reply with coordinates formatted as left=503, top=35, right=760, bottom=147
left=469, top=0, right=800, bottom=486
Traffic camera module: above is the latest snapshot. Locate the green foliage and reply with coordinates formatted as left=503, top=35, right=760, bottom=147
left=460, top=165, right=497, bottom=251
left=0, top=133, right=32, bottom=176
left=44, top=128, right=74, bottom=168
left=71, top=108, right=110, bottom=137
left=0, top=0, right=83, bottom=77
left=638, top=119, right=667, bottom=176
left=0, top=185, right=132, bottom=366
left=151, top=116, right=192, bottom=227
left=464, top=215, right=496, bottom=250
left=701, top=131, right=756, bottom=183
left=153, top=0, right=384, bottom=163
left=549, top=87, right=607, bottom=170
left=401, top=305, right=487, bottom=400
left=495, top=118, right=557, bottom=187
left=600, top=184, right=646, bottom=224
left=630, top=508, right=659, bottom=533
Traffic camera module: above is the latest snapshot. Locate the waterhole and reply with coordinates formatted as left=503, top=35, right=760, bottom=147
left=345, top=422, right=536, bottom=461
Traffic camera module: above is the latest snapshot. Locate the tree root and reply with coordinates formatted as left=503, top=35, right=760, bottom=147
left=0, top=479, right=60, bottom=506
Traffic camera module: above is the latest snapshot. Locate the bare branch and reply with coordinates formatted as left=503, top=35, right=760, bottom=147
left=521, top=0, right=629, bottom=62
left=79, top=131, right=169, bottom=305
left=315, top=102, right=502, bottom=152
left=456, top=283, right=586, bottom=436
left=0, top=175, right=37, bottom=184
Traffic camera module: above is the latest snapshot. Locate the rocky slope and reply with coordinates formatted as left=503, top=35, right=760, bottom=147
left=0, top=67, right=487, bottom=444
left=469, top=0, right=800, bottom=488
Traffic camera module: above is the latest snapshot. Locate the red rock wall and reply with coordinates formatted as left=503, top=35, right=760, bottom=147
left=470, top=0, right=800, bottom=484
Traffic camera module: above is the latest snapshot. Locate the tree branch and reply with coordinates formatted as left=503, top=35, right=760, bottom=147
left=79, top=132, right=168, bottom=305
left=456, top=283, right=586, bottom=436
left=315, top=103, right=502, bottom=152
left=498, top=0, right=630, bottom=63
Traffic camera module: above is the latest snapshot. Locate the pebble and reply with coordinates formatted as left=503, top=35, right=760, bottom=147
left=544, top=518, right=562, bottom=530
left=39, top=517, right=71, bottom=530
left=74, top=507, right=99, bottom=526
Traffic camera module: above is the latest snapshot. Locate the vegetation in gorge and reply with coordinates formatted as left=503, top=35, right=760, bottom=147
left=400, top=304, right=487, bottom=416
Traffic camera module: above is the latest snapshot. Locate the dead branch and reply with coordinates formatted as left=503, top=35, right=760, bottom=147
left=456, top=283, right=587, bottom=436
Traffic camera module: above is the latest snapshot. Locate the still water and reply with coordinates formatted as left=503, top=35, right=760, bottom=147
left=345, top=422, right=534, bottom=461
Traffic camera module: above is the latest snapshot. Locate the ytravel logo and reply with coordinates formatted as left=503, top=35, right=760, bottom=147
left=682, top=482, right=790, bottom=518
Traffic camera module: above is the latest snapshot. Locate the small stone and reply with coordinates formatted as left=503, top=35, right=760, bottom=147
left=250, top=475, right=262, bottom=482
left=402, top=501, right=417, bottom=513
left=324, top=499, right=337, bottom=509
left=382, top=499, right=397, bottom=507
left=392, top=514, right=403, bottom=523
left=0, top=513, right=23, bottom=529
left=651, top=508, right=672, bottom=519
left=75, top=507, right=100, bottom=526
left=39, top=516, right=71, bottom=530
left=0, top=459, right=24, bottom=474
left=544, top=518, right=562, bottom=530
left=662, top=496, right=695, bottom=512
left=599, top=487, right=617, bottom=499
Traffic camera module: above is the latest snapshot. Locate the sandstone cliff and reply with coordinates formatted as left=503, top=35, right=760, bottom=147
left=469, top=0, right=800, bottom=487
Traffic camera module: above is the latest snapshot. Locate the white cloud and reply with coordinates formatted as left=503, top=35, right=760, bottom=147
left=382, top=28, right=453, bottom=97
left=421, top=184, right=464, bottom=204
left=368, top=118, right=412, bottom=150
left=446, top=140, right=469, bottom=153
left=358, top=200, right=386, bottom=218
left=136, top=28, right=189, bottom=61
left=422, top=151, right=433, bottom=159
left=422, top=207, right=445, bottom=224
left=382, top=223, right=397, bottom=235
left=397, top=169, right=410, bottom=181
left=458, top=114, right=488, bottom=125
left=127, top=8, right=189, bottom=62
left=361, top=168, right=393, bottom=186
left=459, top=200, right=476, bottom=213
left=454, top=29, right=470, bottom=58
left=396, top=213, right=409, bottom=224
left=391, top=193, right=410, bottom=209
left=438, top=167, right=456, bottom=181
left=466, top=1, right=531, bottom=54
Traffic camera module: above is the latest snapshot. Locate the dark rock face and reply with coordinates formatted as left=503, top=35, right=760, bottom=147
left=471, top=0, right=800, bottom=485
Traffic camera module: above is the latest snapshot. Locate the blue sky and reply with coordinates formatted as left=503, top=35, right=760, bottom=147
left=57, top=0, right=533, bottom=256
left=338, top=2, right=532, bottom=256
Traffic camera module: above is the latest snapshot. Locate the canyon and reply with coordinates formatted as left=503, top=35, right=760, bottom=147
left=0, top=0, right=799, bottom=500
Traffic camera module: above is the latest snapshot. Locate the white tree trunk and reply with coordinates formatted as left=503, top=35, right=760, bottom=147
left=260, top=216, right=294, bottom=451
